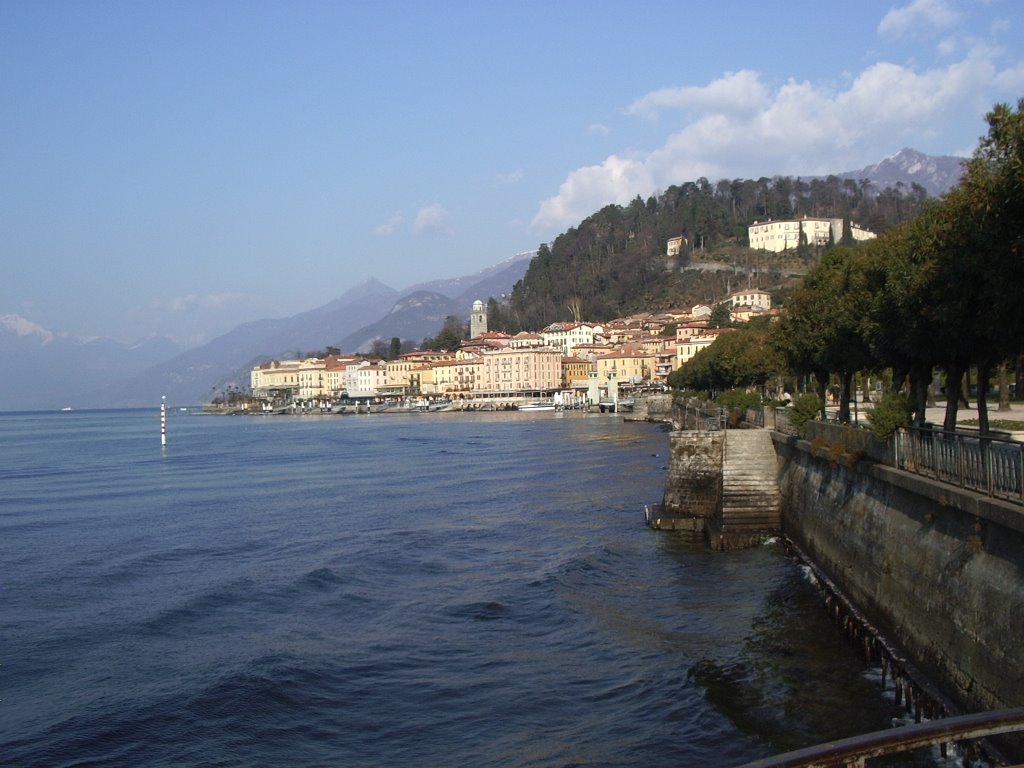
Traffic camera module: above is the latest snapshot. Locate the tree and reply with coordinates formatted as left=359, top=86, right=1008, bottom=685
left=773, top=247, right=878, bottom=422
left=840, top=215, right=855, bottom=246
left=421, top=315, right=469, bottom=351
left=954, top=98, right=1024, bottom=431
left=388, top=337, right=401, bottom=360
left=668, top=320, right=781, bottom=396
left=708, top=302, right=732, bottom=329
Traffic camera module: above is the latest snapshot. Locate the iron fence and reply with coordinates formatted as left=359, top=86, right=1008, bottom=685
left=895, top=426, right=1024, bottom=503
left=674, top=402, right=727, bottom=432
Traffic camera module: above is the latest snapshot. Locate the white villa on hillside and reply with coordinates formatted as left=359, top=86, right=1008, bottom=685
left=727, top=289, right=771, bottom=311
left=748, top=217, right=876, bottom=252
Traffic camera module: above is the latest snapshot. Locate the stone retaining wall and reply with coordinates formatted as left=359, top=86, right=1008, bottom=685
left=662, top=431, right=722, bottom=517
left=773, top=431, right=1024, bottom=717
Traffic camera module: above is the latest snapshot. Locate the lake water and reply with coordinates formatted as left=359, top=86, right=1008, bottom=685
left=0, top=409, right=952, bottom=766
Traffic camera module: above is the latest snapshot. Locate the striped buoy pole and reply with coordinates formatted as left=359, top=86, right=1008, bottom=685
left=161, top=395, right=167, bottom=448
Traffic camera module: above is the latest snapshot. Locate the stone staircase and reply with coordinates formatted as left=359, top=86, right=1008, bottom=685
left=712, top=430, right=781, bottom=547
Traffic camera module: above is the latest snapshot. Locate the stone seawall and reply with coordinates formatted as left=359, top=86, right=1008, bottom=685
left=773, top=431, right=1024, bottom=717
left=629, top=393, right=674, bottom=423
left=653, top=432, right=723, bottom=537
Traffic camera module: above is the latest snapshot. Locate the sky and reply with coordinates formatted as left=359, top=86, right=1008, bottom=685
left=2, top=0, right=1022, bottom=347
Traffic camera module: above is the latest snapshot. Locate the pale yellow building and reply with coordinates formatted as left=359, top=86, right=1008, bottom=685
left=385, top=351, right=453, bottom=393
left=561, top=356, right=592, bottom=388
left=249, top=357, right=332, bottom=400
left=251, top=359, right=303, bottom=398
left=594, top=345, right=653, bottom=386
left=748, top=217, right=876, bottom=252
left=430, top=358, right=482, bottom=396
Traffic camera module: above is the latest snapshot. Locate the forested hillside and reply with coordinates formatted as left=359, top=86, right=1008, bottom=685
left=498, top=174, right=931, bottom=332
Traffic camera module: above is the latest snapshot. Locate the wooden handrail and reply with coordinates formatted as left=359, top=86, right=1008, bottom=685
left=735, top=707, right=1024, bottom=767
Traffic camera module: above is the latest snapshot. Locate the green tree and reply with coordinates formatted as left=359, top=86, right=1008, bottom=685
left=773, top=247, right=878, bottom=422
left=669, top=320, right=781, bottom=396
left=421, top=315, right=469, bottom=351
left=708, top=302, right=732, bottom=329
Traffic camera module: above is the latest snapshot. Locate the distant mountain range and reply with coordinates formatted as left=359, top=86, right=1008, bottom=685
left=833, top=147, right=965, bottom=198
left=2, top=148, right=968, bottom=411
left=0, top=314, right=182, bottom=411
left=0, top=252, right=534, bottom=410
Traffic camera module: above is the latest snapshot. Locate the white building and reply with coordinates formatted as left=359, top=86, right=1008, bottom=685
left=727, top=289, right=772, bottom=311
left=747, top=217, right=876, bottom=252
left=541, top=322, right=605, bottom=357
left=666, top=235, right=686, bottom=257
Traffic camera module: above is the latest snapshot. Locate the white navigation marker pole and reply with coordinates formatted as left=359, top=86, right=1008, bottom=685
left=161, top=395, right=167, bottom=448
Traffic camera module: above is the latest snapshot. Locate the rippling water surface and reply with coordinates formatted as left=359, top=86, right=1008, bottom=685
left=1, top=409, right=945, bottom=766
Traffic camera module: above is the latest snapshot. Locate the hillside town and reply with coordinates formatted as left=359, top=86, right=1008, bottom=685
left=247, top=286, right=778, bottom=413
left=240, top=215, right=883, bottom=414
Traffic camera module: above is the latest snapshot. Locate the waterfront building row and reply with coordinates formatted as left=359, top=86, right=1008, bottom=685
left=250, top=290, right=776, bottom=402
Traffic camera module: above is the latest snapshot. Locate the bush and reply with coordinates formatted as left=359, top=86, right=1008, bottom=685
left=715, top=389, right=762, bottom=426
left=867, top=393, right=913, bottom=440
left=716, top=389, right=761, bottom=412
left=789, top=393, right=822, bottom=435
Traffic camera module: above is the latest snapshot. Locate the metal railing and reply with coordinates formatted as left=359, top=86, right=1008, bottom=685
left=735, top=707, right=1024, bottom=767
left=674, top=402, right=727, bottom=432
left=895, top=426, right=1024, bottom=503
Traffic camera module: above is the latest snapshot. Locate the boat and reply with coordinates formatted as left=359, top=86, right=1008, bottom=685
left=516, top=402, right=556, bottom=411
left=60, top=406, right=73, bottom=412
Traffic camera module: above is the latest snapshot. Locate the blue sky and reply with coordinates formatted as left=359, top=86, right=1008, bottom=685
left=3, top=0, right=1022, bottom=347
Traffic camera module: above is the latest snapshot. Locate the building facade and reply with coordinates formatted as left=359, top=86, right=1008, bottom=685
left=477, top=347, right=562, bottom=393
left=747, top=217, right=876, bottom=252
left=727, top=289, right=772, bottom=311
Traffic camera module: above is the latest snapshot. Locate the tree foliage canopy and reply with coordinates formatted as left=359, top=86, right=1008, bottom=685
left=760, top=100, right=1024, bottom=431
left=421, top=315, right=469, bottom=352
left=502, top=175, right=929, bottom=332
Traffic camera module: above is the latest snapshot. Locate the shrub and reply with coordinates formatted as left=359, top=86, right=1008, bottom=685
left=867, top=393, right=914, bottom=440
left=716, top=389, right=761, bottom=413
left=790, top=393, right=823, bottom=435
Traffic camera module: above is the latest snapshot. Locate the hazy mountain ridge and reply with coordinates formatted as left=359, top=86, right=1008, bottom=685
left=400, top=251, right=536, bottom=300
left=60, top=255, right=533, bottom=408
left=0, top=317, right=182, bottom=411
left=834, top=148, right=965, bottom=197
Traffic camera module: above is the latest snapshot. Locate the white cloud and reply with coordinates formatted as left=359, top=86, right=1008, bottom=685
left=375, top=212, right=404, bottom=236
left=532, top=48, right=1010, bottom=231
left=167, top=293, right=249, bottom=312
left=878, top=0, right=959, bottom=39
left=587, top=123, right=610, bottom=136
left=994, top=61, right=1024, bottom=91
left=495, top=169, right=524, bottom=185
left=127, top=292, right=264, bottom=346
left=627, top=70, right=769, bottom=120
left=413, top=203, right=452, bottom=236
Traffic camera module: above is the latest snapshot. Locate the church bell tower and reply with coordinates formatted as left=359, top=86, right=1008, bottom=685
left=470, top=299, right=487, bottom=339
